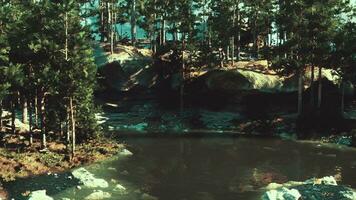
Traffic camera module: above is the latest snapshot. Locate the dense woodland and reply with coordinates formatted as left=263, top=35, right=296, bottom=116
left=0, top=0, right=356, bottom=155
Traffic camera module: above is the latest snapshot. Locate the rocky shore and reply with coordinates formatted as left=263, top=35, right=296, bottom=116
left=262, top=176, right=356, bottom=200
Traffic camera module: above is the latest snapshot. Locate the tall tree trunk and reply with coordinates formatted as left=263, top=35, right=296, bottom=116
left=161, top=17, right=166, bottom=45
left=22, top=96, right=28, bottom=124
left=109, top=2, right=114, bottom=54
left=11, top=98, right=16, bottom=134
left=65, top=104, right=70, bottom=156
left=340, top=80, right=345, bottom=117
left=131, top=0, right=136, bottom=46
left=298, top=69, right=304, bottom=116
left=317, top=66, right=322, bottom=110
left=180, top=36, right=185, bottom=114
left=28, top=100, right=33, bottom=146
left=39, top=94, right=46, bottom=149
left=310, top=65, right=315, bottom=108
left=70, top=97, right=75, bottom=158
left=34, top=94, right=38, bottom=126
left=65, top=12, right=68, bottom=60
left=0, top=100, right=3, bottom=131
left=237, top=6, right=240, bottom=61
left=231, top=6, right=236, bottom=65
left=283, top=31, right=287, bottom=58
left=231, top=37, right=235, bottom=65
left=100, top=1, right=105, bottom=42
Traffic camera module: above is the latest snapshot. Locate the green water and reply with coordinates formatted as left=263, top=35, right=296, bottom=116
left=5, top=137, right=356, bottom=200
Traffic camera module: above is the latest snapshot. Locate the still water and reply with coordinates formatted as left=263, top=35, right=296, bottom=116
left=5, top=137, right=356, bottom=200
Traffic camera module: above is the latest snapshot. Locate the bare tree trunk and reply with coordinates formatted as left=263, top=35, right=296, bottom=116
left=34, top=94, right=38, bottom=126
left=180, top=37, right=186, bottom=114
left=70, top=97, right=75, bottom=158
left=0, top=100, right=3, bottom=131
left=39, top=94, right=46, bottom=149
left=231, top=6, right=236, bottom=65
left=131, top=0, right=136, bottom=46
left=11, top=97, right=16, bottom=134
left=237, top=8, right=240, bottom=61
left=66, top=105, right=70, bottom=143
left=22, top=96, right=28, bottom=124
left=161, top=17, right=166, bottom=45
left=310, top=65, right=315, bottom=107
left=317, top=66, right=322, bottom=109
left=65, top=12, right=68, bottom=61
left=298, top=69, right=304, bottom=116
left=109, top=2, right=114, bottom=54
left=28, top=100, right=33, bottom=146
left=100, top=1, right=105, bottom=42
left=340, top=80, right=345, bottom=117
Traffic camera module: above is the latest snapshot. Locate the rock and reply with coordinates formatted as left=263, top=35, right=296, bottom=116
left=295, top=184, right=356, bottom=200
left=85, top=190, right=111, bottom=200
left=28, top=190, right=53, bottom=200
left=262, top=187, right=301, bottom=200
left=304, top=176, right=337, bottom=185
left=141, top=193, right=158, bottom=200
left=266, top=183, right=283, bottom=190
left=119, top=149, right=133, bottom=156
left=114, top=184, right=127, bottom=193
left=263, top=176, right=356, bottom=200
left=340, top=190, right=356, bottom=199
left=72, top=168, right=109, bottom=188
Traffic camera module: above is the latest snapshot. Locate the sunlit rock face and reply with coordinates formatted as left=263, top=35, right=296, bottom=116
left=95, top=43, right=156, bottom=91
left=197, top=68, right=353, bottom=94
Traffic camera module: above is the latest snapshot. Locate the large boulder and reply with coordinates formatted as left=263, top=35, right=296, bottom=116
left=72, top=168, right=109, bottom=188
left=95, top=43, right=156, bottom=91
left=28, top=190, right=53, bottom=200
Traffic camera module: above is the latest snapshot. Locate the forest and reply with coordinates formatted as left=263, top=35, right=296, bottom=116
left=0, top=0, right=356, bottom=200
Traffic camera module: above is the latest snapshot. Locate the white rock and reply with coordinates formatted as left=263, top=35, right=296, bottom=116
left=85, top=190, right=111, bottom=200
left=266, top=183, right=283, bottom=190
left=28, top=190, right=53, bottom=200
left=114, top=184, right=126, bottom=191
left=304, top=176, right=337, bottom=186
left=340, top=190, right=356, bottom=200
left=141, top=193, right=159, bottom=200
left=72, top=168, right=109, bottom=188
left=262, top=187, right=301, bottom=200
left=119, top=149, right=133, bottom=156
left=320, top=176, right=338, bottom=185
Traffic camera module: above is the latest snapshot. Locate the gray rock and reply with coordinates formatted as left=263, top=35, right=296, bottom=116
left=85, top=190, right=111, bottom=200
left=72, top=168, right=109, bottom=188
left=262, top=187, right=301, bottom=200
left=263, top=176, right=356, bottom=200
left=141, top=193, right=158, bottom=200
left=28, top=190, right=53, bottom=200
left=119, top=149, right=133, bottom=156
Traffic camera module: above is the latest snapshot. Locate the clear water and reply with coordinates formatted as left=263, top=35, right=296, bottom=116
left=5, top=137, right=356, bottom=200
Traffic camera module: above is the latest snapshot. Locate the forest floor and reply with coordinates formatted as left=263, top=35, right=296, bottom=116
left=0, top=131, right=124, bottom=199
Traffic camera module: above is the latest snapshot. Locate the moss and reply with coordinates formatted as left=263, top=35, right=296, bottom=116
left=0, top=137, right=124, bottom=182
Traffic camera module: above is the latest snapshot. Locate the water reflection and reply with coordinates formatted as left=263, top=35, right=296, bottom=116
left=4, top=137, right=356, bottom=200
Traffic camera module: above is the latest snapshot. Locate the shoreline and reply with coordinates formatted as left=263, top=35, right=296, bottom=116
left=0, top=134, right=124, bottom=199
